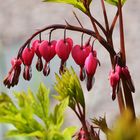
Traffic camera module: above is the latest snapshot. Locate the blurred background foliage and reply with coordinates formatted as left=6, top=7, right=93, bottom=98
left=108, top=110, right=140, bottom=140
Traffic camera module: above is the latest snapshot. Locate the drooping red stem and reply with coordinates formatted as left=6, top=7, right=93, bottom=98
left=17, top=24, right=116, bottom=59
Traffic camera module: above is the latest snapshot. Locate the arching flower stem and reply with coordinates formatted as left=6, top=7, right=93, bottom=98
left=17, top=24, right=116, bottom=59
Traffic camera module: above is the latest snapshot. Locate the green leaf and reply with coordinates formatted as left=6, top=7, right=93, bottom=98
left=52, top=97, right=69, bottom=130
left=43, top=0, right=87, bottom=13
left=92, top=115, right=110, bottom=134
left=63, top=126, right=77, bottom=140
left=0, top=84, right=76, bottom=140
left=35, top=83, right=50, bottom=128
left=104, top=0, right=126, bottom=6
left=54, top=67, right=85, bottom=109
left=44, top=131, right=65, bottom=140
left=6, top=130, right=43, bottom=138
left=0, top=92, right=18, bottom=115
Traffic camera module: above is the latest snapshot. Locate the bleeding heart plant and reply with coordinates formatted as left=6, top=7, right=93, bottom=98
left=2, top=0, right=137, bottom=139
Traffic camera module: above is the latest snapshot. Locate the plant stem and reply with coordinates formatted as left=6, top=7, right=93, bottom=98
left=118, top=0, right=136, bottom=118
left=118, top=0, right=126, bottom=65
left=108, top=38, right=125, bottom=114
left=121, top=78, right=136, bottom=119
left=74, top=100, right=91, bottom=139
left=88, top=16, right=107, bottom=36
left=100, top=0, right=109, bottom=32
left=87, top=3, right=125, bottom=115
left=110, top=10, right=119, bottom=35
left=17, top=24, right=116, bottom=59
left=82, top=119, right=91, bottom=140
left=117, top=85, right=125, bottom=114
left=87, top=11, right=101, bottom=41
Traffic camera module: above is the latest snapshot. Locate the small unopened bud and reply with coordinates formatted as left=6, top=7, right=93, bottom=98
left=122, top=66, right=135, bottom=93
left=109, top=70, right=120, bottom=100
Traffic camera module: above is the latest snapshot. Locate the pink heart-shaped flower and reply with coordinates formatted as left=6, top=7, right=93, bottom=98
left=109, top=70, right=120, bottom=87
left=32, top=39, right=42, bottom=57
left=55, top=38, right=73, bottom=62
left=22, top=47, right=34, bottom=66
left=85, top=52, right=98, bottom=76
left=72, top=45, right=91, bottom=67
left=39, top=40, right=56, bottom=62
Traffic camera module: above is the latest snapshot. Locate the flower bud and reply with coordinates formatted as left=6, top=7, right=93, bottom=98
left=3, top=58, right=22, bottom=88
left=122, top=66, right=135, bottom=92
left=109, top=70, right=120, bottom=100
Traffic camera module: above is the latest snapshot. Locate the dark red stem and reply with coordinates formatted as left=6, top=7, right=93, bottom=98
left=101, top=0, right=109, bottom=32
left=117, top=85, right=125, bottom=114
left=118, top=0, right=135, bottom=118
left=100, top=2, right=125, bottom=114
left=118, top=1, right=126, bottom=65
left=110, top=10, right=119, bottom=35
left=17, top=24, right=116, bottom=59
left=121, top=78, right=136, bottom=119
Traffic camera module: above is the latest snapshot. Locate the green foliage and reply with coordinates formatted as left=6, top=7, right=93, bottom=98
left=54, top=67, right=85, bottom=110
left=104, top=0, right=126, bottom=6
left=92, top=115, right=109, bottom=134
left=43, top=0, right=87, bottom=13
left=0, top=83, right=76, bottom=140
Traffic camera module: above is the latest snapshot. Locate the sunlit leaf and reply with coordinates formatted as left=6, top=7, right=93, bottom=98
left=6, top=130, right=44, bottom=138
left=54, top=67, right=85, bottom=109
left=0, top=84, right=75, bottom=140
left=92, top=115, right=109, bottom=134
left=104, top=0, right=126, bottom=6
left=63, top=126, right=77, bottom=140
left=43, top=0, right=87, bottom=13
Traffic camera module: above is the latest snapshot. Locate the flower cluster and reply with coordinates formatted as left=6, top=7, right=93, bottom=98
left=3, top=36, right=99, bottom=91
left=109, top=55, right=135, bottom=100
